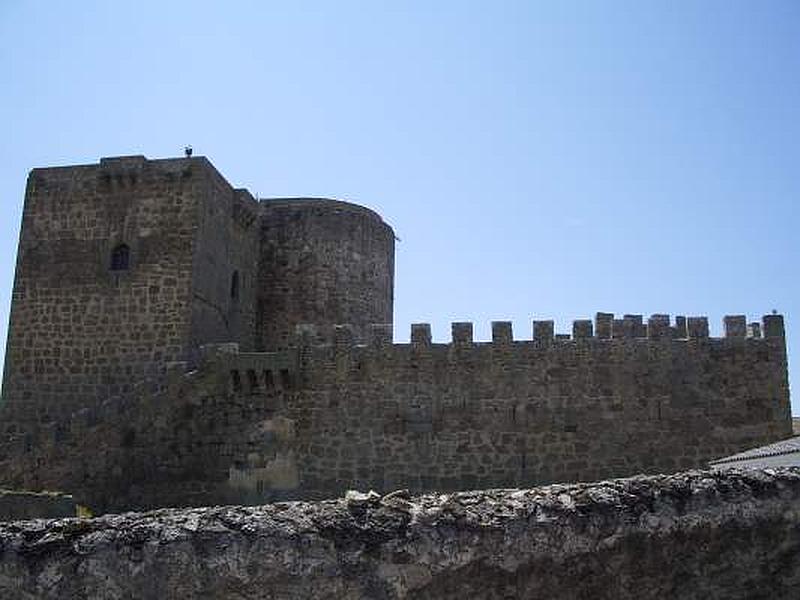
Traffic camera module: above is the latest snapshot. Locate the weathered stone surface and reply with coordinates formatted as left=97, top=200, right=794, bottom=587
left=258, top=198, right=395, bottom=350
left=0, top=157, right=394, bottom=431
left=1, top=156, right=260, bottom=428
left=0, top=469, right=798, bottom=599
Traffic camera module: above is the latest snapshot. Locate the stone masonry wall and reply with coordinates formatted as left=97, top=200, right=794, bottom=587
left=229, top=313, right=791, bottom=504
left=257, top=199, right=395, bottom=350
left=0, top=313, right=789, bottom=514
left=0, top=156, right=203, bottom=430
left=188, top=165, right=259, bottom=355
left=0, top=469, right=798, bottom=599
left=0, top=156, right=265, bottom=454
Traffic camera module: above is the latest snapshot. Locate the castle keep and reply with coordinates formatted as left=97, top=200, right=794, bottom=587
left=0, top=154, right=792, bottom=512
left=1, top=155, right=394, bottom=424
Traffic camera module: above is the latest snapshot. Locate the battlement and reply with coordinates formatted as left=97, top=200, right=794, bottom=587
left=212, top=312, right=789, bottom=396
left=288, top=313, right=785, bottom=349
left=204, top=314, right=790, bottom=430
left=23, top=155, right=259, bottom=232
left=26, top=154, right=245, bottom=197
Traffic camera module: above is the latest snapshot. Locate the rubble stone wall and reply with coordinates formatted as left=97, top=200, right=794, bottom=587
left=0, top=469, right=798, bottom=600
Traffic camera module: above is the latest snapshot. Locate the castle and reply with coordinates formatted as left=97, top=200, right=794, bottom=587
left=0, top=154, right=792, bottom=512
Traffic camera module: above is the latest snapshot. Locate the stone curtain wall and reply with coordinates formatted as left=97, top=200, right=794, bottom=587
left=0, top=157, right=204, bottom=428
left=242, top=313, right=790, bottom=502
left=0, top=314, right=788, bottom=514
left=257, top=199, right=395, bottom=351
left=0, top=469, right=799, bottom=599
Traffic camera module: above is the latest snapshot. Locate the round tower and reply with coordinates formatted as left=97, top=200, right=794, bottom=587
left=257, top=198, right=395, bottom=349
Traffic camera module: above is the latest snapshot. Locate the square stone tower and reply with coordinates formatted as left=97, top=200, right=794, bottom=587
left=1, top=155, right=259, bottom=428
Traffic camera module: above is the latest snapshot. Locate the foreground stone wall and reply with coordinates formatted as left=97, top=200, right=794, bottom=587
left=0, top=469, right=798, bottom=599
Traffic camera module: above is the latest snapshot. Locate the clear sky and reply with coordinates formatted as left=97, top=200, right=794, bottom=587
left=1, top=1, right=798, bottom=412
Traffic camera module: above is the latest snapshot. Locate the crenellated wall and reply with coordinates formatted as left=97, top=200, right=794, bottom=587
left=245, top=311, right=790, bottom=502
left=0, top=311, right=789, bottom=513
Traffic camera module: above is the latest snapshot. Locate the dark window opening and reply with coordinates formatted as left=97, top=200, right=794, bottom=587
left=230, top=370, right=242, bottom=393
left=279, top=368, right=291, bottom=388
left=263, top=370, right=274, bottom=389
left=231, top=270, right=240, bottom=300
left=247, top=369, right=259, bottom=393
left=121, top=427, right=136, bottom=447
left=110, top=244, right=130, bottom=271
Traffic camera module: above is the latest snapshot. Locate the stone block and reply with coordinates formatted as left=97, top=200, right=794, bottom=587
left=612, top=319, right=625, bottom=339
left=687, top=317, right=709, bottom=339
left=763, top=314, right=785, bottom=338
left=723, top=315, right=747, bottom=338
left=622, top=315, right=645, bottom=338
left=411, top=323, right=432, bottom=347
left=595, top=312, right=613, bottom=339
left=533, top=320, right=554, bottom=342
left=648, top=314, right=670, bottom=339
left=674, top=316, right=688, bottom=339
left=452, top=322, right=474, bottom=345
left=572, top=320, right=593, bottom=339
left=491, top=321, right=513, bottom=344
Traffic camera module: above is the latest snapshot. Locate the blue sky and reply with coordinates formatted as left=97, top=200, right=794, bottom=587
left=1, top=1, right=798, bottom=412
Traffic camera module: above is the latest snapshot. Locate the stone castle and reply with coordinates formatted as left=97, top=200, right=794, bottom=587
left=0, top=154, right=792, bottom=513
